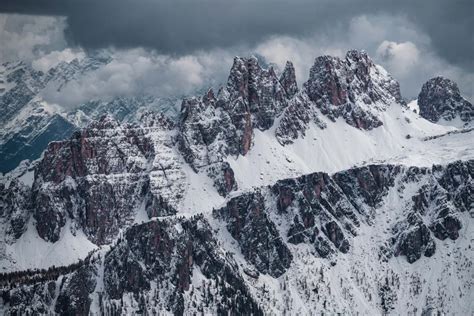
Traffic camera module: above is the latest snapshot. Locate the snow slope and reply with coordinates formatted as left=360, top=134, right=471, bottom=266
left=227, top=103, right=463, bottom=191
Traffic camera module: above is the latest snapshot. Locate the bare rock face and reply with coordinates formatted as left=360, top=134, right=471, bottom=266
left=98, top=216, right=262, bottom=315
left=213, top=160, right=471, bottom=266
left=179, top=56, right=290, bottom=169
left=32, top=114, right=182, bottom=244
left=54, top=265, right=98, bottom=315
left=333, top=165, right=400, bottom=214
left=392, top=161, right=472, bottom=262
left=226, top=56, right=289, bottom=132
left=394, top=215, right=436, bottom=264
left=304, top=50, right=403, bottom=130
left=275, top=92, right=327, bottom=145
left=0, top=180, right=31, bottom=241
left=204, top=161, right=237, bottom=196
left=279, top=61, right=299, bottom=98
left=213, top=190, right=293, bottom=277
left=272, top=171, right=359, bottom=257
left=418, top=77, right=473, bottom=124
left=178, top=56, right=296, bottom=195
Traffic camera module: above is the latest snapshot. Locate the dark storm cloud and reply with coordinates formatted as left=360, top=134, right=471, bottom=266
left=1, top=0, right=473, bottom=71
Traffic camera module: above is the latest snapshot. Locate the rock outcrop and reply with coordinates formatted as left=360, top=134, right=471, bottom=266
left=418, top=77, right=473, bottom=124
left=213, top=190, right=293, bottom=277
left=31, top=114, right=182, bottom=244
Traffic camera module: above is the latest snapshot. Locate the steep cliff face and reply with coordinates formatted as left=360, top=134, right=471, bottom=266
left=279, top=61, right=299, bottom=98
left=177, top=56, right=294, bottom=196
left=213, top=190, right=293, bottom=277
left=0, top=179, right=31, bottom=241
left=418, top=76, right=473, bottom=125
left=30, top=114, right=182, bottom=244
left=179, top=56, right=290, bottom=166
left=177, top=56, right=302, bottom=196
left=214, top=161, right=471, bottom=267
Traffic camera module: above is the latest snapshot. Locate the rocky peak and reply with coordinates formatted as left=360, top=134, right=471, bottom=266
left=418, top=76, right=473, bottom=124
left=179, top=50, right=408, bottom=180
left=178, top=55, right=291, bottom=194
left=225, top=56, right=288, bottom=123
left=303, top=50, right=403, bottom=130
left=345, top=50, right=372, bottom=75
left=139, top=111, right=175, bottom=130
left=226, top=56, right=253, bottom=100
left=279, top=61, right=298, bottom=98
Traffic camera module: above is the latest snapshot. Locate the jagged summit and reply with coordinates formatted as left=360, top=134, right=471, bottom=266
left=418, top=76, right=473, bottom=124
left=304, top=50, right=403, bottom=129
left=179, top=49, right=405, bottom=166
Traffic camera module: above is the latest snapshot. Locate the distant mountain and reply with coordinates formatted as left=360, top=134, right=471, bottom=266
left=0, top=50, right=472, bottom=315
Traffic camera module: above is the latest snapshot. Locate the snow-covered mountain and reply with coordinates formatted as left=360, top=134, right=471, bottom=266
left=0, top=50, right=472, bottom=315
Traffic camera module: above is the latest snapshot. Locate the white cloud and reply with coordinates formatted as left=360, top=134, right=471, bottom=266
left=376, top=41, right=420, bottom=76
left=32, top=48, right=86, bottom=72
left=40, top=48, right=235, bottom=108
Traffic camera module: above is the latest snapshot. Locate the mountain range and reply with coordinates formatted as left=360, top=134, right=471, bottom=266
left=0, top=50, right=473, bottom=315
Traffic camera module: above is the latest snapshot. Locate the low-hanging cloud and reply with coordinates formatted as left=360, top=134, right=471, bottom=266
left=2, top=7, right=472, bottom=108
left=39, top=48, right=237, bottom=108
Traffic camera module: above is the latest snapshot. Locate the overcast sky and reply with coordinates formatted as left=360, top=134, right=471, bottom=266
left=1, top=0, right=472, bottom=105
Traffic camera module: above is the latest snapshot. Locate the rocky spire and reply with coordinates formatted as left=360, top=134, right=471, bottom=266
left=226, top=56, right=251, bottom=100
left=279, top=61, right=298, bottom=98
left=418, top=76, right=473, bottom=124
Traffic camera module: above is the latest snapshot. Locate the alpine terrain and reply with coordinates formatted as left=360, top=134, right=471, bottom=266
left=0, top=50, right=473, bottom=315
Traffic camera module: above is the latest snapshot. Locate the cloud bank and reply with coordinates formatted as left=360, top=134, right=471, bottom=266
left=1, top=2, right=472, bottom=107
